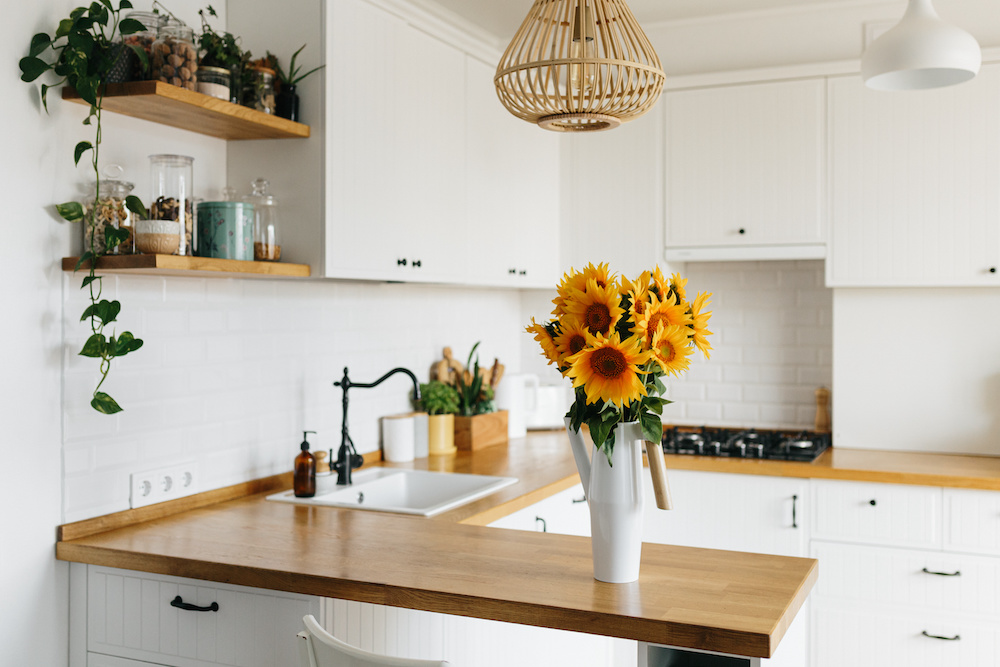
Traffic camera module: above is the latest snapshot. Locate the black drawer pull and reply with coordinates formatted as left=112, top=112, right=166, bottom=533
left=792, top=494, right=799, bottom=529
left=572, top=496, right=587, bottom=504
left=534, top=516, right=547, bottom=533
left=921, top=630, right=960, bottom=641
left=170, top=595, right=219, bottom=612
left=921, top=567, right=961, bottom=577
left=868, top=499, right=877, bottom=506
left=396, top=258, right=407, bottom=266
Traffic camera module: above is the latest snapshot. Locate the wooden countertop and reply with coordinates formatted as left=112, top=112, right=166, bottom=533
left=56, top=431, right=816, bottom=659
left=661, top=445, right=1000, bottom=490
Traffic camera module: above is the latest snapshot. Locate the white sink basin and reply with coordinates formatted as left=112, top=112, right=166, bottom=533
left=266, top=468, right=518, bottom=517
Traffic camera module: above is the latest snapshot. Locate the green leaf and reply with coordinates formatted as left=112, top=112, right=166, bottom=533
left=91, top=392, right=122, bottom=414
left=29, top=33, right=52, bottom=57
left=114, top=332, right=143, bottom=356
left=40, top=83, right=51, bottom=112
left=118, top=17, right=145, bottom=35
left=81, top=275, right=99, bottom=288
left=75, top=251, right=96, bottom=271
left=119, top=0, right=134, bottom=9
left=56, top=18, right=74, bottom=38
left=56, top=201, right=85, bottom=221
left=74, top=141, right=93, bottom=166
left=104, top=225, right=130, bottom=250
left=98, top=0, right=113, bottom=10
left=79, top=333, right=107, bottom=358
left=640, top=410, right=662, bottom=445
left=80, top=304, right=96, bottom=322
left=589, top=415, right=614, bottom=454
left=96, top=299, right=121, bottom=325
left=125, top=195, right=147, bottom=220
left=19, top=56, right=50, bottom=82
left=127, top=42, right=149, bottom=74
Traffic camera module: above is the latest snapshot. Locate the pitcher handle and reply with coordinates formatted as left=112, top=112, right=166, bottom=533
left=564, top=417, right=591, bottom=504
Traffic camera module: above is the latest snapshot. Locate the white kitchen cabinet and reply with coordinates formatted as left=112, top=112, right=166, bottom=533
left=79, top=565, right=321, bottom=667
left=944, top=488, right=1000, bottom=556
left=488, top=483, right=590, bottom=536
left=663, top=79, right=826, bottom=261
left=560, top=104, right=664, bottom=278
left=465, top=56, right=560, bottom=288
left=826, top=64, right=1000, bottom=287
left=811, top=479, right=942, bottom=549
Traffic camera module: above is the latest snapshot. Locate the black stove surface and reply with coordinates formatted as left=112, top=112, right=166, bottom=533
left=661, top=425, right=831, bottom=462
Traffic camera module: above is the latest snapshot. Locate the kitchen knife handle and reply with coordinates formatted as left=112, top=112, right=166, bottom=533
left=170, top=596, right=219, bottom=613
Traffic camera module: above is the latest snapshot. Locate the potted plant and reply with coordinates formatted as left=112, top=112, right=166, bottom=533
left=269, top=44, right=324, bottom=122
left=418, top=380, right=459, bottom=455
left=19, top=1, right=148, bottom=414
left=435, top=343, right=508, bottom=451
left=196, top=5, right=248, bottom=102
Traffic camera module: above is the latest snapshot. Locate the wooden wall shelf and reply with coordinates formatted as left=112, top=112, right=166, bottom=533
left=62, top=81, right=310, bottom=140
left=63, top=255, right=310, bottom=279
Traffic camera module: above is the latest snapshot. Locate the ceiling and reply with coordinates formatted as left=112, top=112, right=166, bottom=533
left=430, top=0, right=859, bottom=39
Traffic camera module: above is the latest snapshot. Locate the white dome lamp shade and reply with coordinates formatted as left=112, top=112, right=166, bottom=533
left=862, top=0, right=981, bottom=91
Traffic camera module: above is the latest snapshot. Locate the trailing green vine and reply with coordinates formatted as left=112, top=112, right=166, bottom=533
left=20, top=1, right=149, bottom=413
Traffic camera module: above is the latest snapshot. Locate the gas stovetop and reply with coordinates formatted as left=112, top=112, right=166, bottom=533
left=661, top=425, right=831, bottom=462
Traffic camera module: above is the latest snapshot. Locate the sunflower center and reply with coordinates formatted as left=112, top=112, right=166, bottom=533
left=585, top=304, right=613, bottom=334
left=590, top=347, right=627, bottom=379
left=646, top=313, right=668, bottom=344
left=659, top=341, right=676, bottom=362
left=569, top=334, right=587, bottom=355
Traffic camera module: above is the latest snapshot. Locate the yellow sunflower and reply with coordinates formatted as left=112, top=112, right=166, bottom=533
left=553, top=316, right=589, bottom=368
left=525, top=318, right=561, bottom=366
left=619, top=270, right=650, bottom=297
left=552, top=263, right=615, bottom=317
left=566, top=331, right=650, bottom=408
left=690, top=292, right=714, bottom=359
left=564, top=278, right=625, bottom=336
left=580, top=262, right=614, bottom=290
left=649, top=266, right=670, bottom=299
left=650, top=324, right=694, bottom=377
left=631, top=291, right=694, bottom=351
left=669, top=272, right=688, bottom=304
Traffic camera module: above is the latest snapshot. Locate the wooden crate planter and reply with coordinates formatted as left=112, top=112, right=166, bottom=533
left=455, top=411, right=508, bottom=451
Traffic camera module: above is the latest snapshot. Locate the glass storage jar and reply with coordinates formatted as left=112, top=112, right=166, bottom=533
left=121, top=10, right=164, bottom=80
left=82, top=164, right=135, bottom=255
left=151, top=24, right=197, bottom=91
left=197, top=65, right=231, bottom=100
left=242, top=178, right=281, bottom=261
left=148, top=154, right=194, bottom=256
left=243, top=66, right=276, bottom=114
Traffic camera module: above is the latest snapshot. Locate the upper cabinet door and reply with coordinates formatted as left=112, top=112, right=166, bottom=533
left=827, top=65, right=1000, bottom=287
left=464, top=56, right=560, bottom=288
left=664, top=79, right=826, bottom=258
left=326, top=0, right=467, bottom=282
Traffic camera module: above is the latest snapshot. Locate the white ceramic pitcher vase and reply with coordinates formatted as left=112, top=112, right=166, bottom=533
left=565, top=417, right=645, bottom=583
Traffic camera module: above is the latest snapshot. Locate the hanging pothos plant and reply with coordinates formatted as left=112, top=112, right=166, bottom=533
left=20, top=1, right=150, bottom=414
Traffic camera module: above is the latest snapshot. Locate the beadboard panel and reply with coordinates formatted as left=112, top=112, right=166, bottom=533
left=812, top=480, right=941, bottom=549
left=811, top=541, right=1000, bottom=617
left=86, top=566, right=321, bottom=667
left=811, top=600, right=999, bottom=667
left=945, top=488, right=1000, bottom=556
left=664, top=78, right=825, bottom=249
left=324, top=598, right=629, bottom=667
left=827, top=64, right=1000, bottom=287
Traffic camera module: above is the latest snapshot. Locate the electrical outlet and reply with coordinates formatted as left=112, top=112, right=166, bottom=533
left=130, top=461, right=200, bottom=509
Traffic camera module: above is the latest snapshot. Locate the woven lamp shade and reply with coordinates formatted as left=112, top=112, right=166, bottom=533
left=495, top=0, right=665, bottom=132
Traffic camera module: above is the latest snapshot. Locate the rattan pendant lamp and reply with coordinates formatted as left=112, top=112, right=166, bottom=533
left=495, top=0, right=665, bottom=132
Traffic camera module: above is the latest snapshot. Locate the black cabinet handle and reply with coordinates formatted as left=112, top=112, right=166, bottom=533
left=921, top=630, right=960, bottom=641
left=869, top=499, right=877, bottom=506
left=170, top=595, right=219, bottom=612
left=738, top=228, right=746, bottom=235
left=518, top=270, right=527, bottom=276
left=792, top=495, right=798, bottom=529
left=572, top=496, right=587, bottom=504
left=921, top=567, right=961, bottom=577
left=412, top=259, right=422, bottom=268
left=990, top=267, right=997, bottom=273
left=396, top=258, right=407, bottom=266
left=508, top=268, right=517, bottom=274
left=534, top=516, right=547, bottom=533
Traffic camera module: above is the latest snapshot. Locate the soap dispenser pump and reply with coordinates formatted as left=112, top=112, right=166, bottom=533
left=294, top=431, right=318, bottom=498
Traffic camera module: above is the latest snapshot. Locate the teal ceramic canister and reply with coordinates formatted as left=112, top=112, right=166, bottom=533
left=196, top=201, right=254, bottom=260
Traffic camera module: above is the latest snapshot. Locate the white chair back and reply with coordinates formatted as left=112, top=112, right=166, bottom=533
left=298, top=614, right=450, bottom=667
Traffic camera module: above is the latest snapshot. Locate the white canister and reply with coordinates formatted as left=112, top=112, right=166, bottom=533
left=494, top=374, right=539, bottom=438
left=382, top=414, right=416, bottom=462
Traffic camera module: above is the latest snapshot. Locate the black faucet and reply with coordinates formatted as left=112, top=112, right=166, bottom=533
left=333, top=366, right=422, bottom=485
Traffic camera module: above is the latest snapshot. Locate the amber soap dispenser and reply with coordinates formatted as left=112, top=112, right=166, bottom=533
left=294, top=430, right=318, bottom=497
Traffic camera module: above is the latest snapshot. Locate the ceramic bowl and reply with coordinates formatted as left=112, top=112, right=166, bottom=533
left=134, top=220, right=181, bottom=254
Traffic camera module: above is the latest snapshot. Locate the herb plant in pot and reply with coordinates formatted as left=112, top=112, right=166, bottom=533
left=442, top=342, right=508, bottom=451
left=197, top=5, right=247, bottom=102
left=270, top=44, right=324, bottom=122
left=418, top=380, right=459, bottom=456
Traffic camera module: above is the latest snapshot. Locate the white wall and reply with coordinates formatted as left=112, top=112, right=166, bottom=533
left=833, top=288, right=1000, bottom=455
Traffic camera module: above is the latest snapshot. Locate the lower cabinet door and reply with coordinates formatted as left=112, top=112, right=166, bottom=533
left=86, top=566, right=322, bottom=667
left=488, top=483, right=590, bottom=536
left=811, top=601, right=998, bottom=667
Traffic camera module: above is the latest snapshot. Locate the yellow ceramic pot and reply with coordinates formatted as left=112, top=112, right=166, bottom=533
left=427, top=414, right=456, bottom=455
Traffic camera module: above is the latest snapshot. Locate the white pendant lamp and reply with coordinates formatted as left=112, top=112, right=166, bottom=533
left=862, top=0, right=981, bottom=91
left=495, top=0, right=665, bottom=132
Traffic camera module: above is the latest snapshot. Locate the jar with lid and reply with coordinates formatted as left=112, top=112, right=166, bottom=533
left=121, top=10, right=164, bottom=81
left=151, top=23, right=197, bottom=91
left=242, top=67, right=276, bottom=114
left=196, top=66, right=231, bottom=100
left=82, top=164, right=135, bottom=255
left=242, top=178, right=281, bottom=261
left=148, top=155, right=194, bottom=256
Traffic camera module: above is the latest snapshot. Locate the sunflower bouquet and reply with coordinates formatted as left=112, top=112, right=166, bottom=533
left=526, top=263, right=713, bottom=464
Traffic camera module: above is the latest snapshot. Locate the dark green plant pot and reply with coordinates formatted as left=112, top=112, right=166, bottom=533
left=106, top=44, right=136, bottom=83
left=276, top=85, right=299, bottom=122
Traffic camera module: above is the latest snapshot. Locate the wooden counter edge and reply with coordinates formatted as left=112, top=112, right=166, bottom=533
left=768, top=557, right=819, bottom=657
